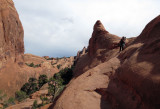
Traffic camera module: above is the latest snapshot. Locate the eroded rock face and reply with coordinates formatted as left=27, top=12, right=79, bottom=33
left=74, top=21, right=120, bottom=77
left=116, top=15, right=160, bottom=109
left=52, top=16, right=160, bottom=109
left=0, top=0, right=59, bottom=97
left=0, top=0, right=24, bottom=67
left=52, top=21, right=122, bottom=109
left=88, top=20, right=120, bottom=56
left=136, top=15, right=160, bottom=42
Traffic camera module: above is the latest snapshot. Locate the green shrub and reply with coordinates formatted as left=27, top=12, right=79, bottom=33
left=26, top=63, right=40, bottom=68
left=21, top=77, right=38, bottom=95
left=29, top=62, right=34, bottom=67
left=53, top=73, right=63, bottom=83
left=59, top=68, right=73, bottom=85
left=0, top=90, right=7, bottom=101
left=15, top=91, right=27, bottom=102
left=48, top=77, right=62, bottom=100
left=32, top=100, right=38, bottom=109
left=40, top=96, right=49, bottom=105
left=7, top=97, right=15, bottom=105
left=57, top=64, right=61, bottom=69
left=21, top=83, right=30, bottom=94
left=48, top=67, right=73, bottom=101
left=2, top=97, right=15, bottom=108
left=38, top=75, right=48, bottom=89
left=0, top=91, right=16, bottom=108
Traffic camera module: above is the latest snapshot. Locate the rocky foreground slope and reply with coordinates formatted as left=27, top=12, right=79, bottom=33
left=52, top=15, right=160, bottom=109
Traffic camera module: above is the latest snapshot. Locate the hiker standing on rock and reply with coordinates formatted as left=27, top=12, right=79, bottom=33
left=119, top=36, right=126, bottom=52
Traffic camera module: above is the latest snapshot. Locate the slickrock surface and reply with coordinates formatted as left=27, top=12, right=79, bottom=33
left=52, top=15, right=160, bottom=109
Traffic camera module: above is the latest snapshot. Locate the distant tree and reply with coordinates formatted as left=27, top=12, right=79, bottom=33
left=38, top=75, right=48, bottom=89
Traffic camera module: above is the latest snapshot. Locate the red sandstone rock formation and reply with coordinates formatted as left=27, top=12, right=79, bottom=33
left=1, top=0, right=160, bottom=109
left=0, top=0, right=24, bottom=67
left=52, top=15, right=160, bottom=109
left=76, top=46, right=87, bottom=60
left=73, top=20, right=121, bottom=77
left=0, top=0, right=59, bottom=97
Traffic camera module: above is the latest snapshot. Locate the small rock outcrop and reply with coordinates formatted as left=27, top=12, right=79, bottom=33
left=76, top=46, right=87, bottom=59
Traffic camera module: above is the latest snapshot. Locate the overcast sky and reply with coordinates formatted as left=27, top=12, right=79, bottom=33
left=14, top=0, right=160, bottom=57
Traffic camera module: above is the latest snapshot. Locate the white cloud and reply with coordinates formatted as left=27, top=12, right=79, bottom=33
left=13, top=0, right=160, bottom=57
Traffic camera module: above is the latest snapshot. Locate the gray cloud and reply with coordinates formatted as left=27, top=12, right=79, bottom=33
left=14, top=0, right=160, bottom=57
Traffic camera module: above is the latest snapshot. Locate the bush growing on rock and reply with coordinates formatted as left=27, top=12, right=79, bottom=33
left=32, top=100, right=38, bottom=109
left=25, top=62, right=41, bottom=68
left=15, top=91, right=27, bottom=102
left=48, top=67, right=73, bottom=101
left=38, top=75, right=48, bottom=89
left=60, top=67, right=73, bottom=85
left=40, top=96, right=49, bottom=106
left=0, top=90, right=16, bottom=108
left=57, top=64, right=61, bottom=69
left=48, top=77, right=62, bottom=100
left=7, top=97, right=15, bottom=105
left=21, top=77, right=38, bottom=95
left=3, top=97, right=16, bottom=108
left=0, top=90, right=7, bottom=101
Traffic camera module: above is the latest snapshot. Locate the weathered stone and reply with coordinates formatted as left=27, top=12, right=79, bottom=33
left=52, top=16, right=160, bottom=109
left=0, top=0, right=24, bottom=68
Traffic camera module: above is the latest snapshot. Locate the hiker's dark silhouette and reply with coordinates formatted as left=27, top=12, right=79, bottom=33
left=119, top=36, right=126, bottom=52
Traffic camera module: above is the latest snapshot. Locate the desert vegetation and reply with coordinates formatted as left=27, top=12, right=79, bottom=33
left=25, top=62, right=41, bottom=68
left=57, top=64, right=62, bottom=69
left=0, top=90, right=15, bottom=108
left=2, top=67, right=74, bottom=108
left=0, top=66, right=74, bottom=108
left=48, top=67, right=74, bottom=101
